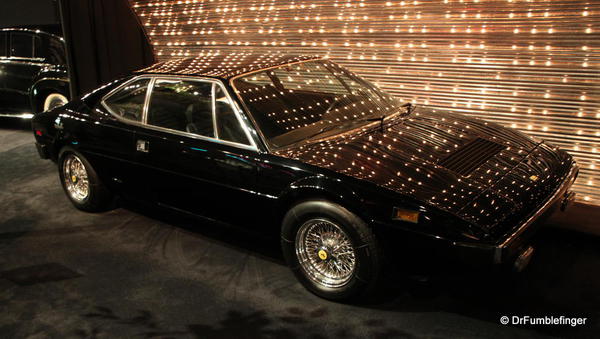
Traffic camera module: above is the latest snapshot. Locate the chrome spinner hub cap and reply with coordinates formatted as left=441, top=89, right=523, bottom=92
left=63, top=154, right=89, bottom=202
left=295, top=219, right=356, bottom=288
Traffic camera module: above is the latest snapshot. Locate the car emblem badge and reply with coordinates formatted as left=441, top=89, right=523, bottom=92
left=530, top=175, right=539, bottom=182
left=318, top=249, right=328, bottom=260
left=71, top=175, right=77, bottom=183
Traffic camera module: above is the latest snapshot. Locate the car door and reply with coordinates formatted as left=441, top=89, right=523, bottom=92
left=3, top=31, right=44, bottom=114
left=134, top=76, right=264, bottom=225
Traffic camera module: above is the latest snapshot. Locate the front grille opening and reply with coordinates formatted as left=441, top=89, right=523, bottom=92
left=439, top=137, right=505, bottom=176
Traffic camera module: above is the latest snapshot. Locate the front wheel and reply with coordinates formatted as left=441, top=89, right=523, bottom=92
left=281, top=200, right=383, bottom=301
left=58, top=148, right=112, bottom=212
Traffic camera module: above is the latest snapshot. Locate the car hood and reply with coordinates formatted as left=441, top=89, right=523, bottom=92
left=275, top=107, right=572, bottom=233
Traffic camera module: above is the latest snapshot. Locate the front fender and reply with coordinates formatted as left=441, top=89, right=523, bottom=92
left=276, top=172, right=485, bottom=246
left=277, top=175, right=375, bottom=224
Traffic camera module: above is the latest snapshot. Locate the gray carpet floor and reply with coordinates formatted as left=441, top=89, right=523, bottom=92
left=0, top=118, right=598, bottom=338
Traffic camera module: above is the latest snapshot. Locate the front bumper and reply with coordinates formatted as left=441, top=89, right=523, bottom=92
left=492, top=162, right=578, bottom=265
left=454, top=162, right=579, bottom=268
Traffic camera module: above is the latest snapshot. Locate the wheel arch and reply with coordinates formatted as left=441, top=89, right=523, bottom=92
left=51, top=132, right=82, bottom=162
left=57, top=144, right=80, bottom=160
left=29, top=78, right=70, bottom=113
left=274, top=175, right=374, bottom=229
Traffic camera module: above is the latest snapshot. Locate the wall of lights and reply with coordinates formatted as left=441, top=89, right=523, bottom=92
left=130, top=0, right=599, bottom=205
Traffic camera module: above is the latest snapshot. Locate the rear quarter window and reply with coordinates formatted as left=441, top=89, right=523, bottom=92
left=103, top=78, right=151, bottom=122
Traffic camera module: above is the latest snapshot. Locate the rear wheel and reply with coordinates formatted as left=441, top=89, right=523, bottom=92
left=58, top=148, right=112, bottom=212
left=281, top=200, right=382, bottom=301
left=43, top=93, right=68, bottom=112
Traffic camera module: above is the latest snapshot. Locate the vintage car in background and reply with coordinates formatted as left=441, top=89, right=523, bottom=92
left=0, top=28, right=69, bottom=118
left=32, top=53, right=578, bottom=300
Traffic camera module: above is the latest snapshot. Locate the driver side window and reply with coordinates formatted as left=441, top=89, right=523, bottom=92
left=146, top=78, right=251, bottom=146
left=147, top=79, right=214, bottom=137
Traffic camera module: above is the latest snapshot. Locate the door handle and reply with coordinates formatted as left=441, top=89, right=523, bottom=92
left=136, top=139, right=149, bottom=153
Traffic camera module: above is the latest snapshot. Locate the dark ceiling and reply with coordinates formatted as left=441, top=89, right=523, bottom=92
left=0, top=0, right=59, bottom=29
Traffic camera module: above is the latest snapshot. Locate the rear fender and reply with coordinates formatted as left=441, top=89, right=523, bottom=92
left=29, top=79, right=70, bottom=113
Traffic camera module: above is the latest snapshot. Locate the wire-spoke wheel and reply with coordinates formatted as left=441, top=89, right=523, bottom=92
left=59, top=148, right=112, bottom=212
left=62, top=154, right=90, bottom=202
left=296, top=219, right=356, bottom=288
left=281, top=200, right=383, bottom=301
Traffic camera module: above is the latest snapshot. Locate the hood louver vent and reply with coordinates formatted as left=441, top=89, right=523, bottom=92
left=439, top=137, right=505, bottom=176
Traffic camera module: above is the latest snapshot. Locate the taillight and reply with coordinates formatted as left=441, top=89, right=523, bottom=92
left=35, top=130, right=43, bottom=136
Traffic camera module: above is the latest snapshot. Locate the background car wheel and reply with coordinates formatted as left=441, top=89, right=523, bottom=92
left=281, top=200, right=383, bottom=301
left=43, top=93, right=68, bottom=112
left=58, top=148, right=112, bottom=212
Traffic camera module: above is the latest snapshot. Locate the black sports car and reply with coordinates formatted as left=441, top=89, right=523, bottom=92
left=32, top=53, right=578, bottom=300
left=0, top=28, right=69, bottom=118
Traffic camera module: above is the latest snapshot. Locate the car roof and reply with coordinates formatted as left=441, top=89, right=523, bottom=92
left=0, top=28, right=63, bottom=40
left=135, top=51, right=320, bottom=80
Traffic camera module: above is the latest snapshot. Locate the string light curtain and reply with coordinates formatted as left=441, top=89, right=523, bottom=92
left=129, top=0, right=599, bottom=205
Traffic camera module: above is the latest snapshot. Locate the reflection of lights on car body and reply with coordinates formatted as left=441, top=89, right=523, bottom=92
left=32, top=52, right=578, bottom=301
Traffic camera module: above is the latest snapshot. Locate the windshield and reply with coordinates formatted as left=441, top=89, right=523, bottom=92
left=232, top=60, right=405, bottom=148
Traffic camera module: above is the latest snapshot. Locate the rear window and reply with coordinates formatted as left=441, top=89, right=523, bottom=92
left=10, top=32, right=33, bottom=58
left=45, top=37, right=66, bottom=64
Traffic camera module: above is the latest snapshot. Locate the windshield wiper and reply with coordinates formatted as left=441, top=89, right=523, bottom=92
left=283, top=102, right=418, bottom=148
left=279, top=124, right=342, bottom=149
left=401, top=102, right=417, bottom=116
left=355, top=102, right=417, bottom=132
left=365, top=115, right=386, bottom=131
left=305, top=124, right=341, bottom=140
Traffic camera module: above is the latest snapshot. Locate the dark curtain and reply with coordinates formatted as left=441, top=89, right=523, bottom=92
left=59, top=0, right=155, bottom=98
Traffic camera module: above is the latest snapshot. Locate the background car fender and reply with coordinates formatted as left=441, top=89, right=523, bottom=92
left=29, top=77, right=70, bottom=113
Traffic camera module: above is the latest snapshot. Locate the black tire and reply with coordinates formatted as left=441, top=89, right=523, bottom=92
left=281, top=200, right=383, bottom=301
left=58, top=147, right=112, bottom=212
